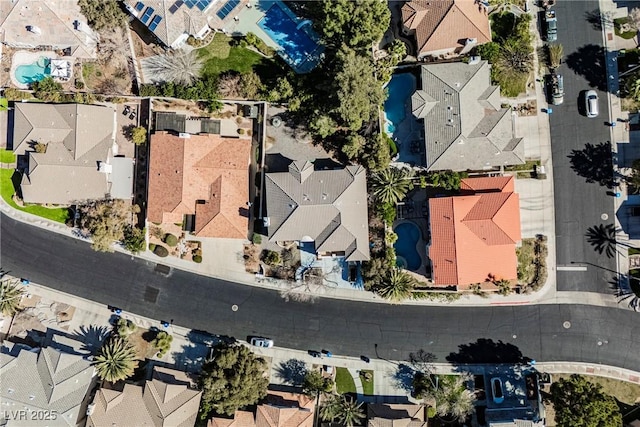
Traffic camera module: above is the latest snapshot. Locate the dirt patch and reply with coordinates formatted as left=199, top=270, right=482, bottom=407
left=514, top=99, right=538, bottom=116
left=127, top=328, right=158, bottom=360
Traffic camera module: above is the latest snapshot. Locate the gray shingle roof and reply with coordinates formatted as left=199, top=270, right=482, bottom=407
left=86, top=366, right=201, bottom=427
left=413, top=61, right=525, bottom=171
left=0, top=343, right=96, bottom=427
left=12, top=103, right=133, bottom=204
left=265, top=161, right=370, bottom=261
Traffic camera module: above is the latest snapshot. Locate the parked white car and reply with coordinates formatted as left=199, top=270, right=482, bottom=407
left=584, top=90, right=599, bottom=118
left=250, top=337, right=274, bottom=348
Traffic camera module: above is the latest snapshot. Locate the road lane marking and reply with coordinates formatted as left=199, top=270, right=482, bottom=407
left=557, top=265, right=588, bottom=271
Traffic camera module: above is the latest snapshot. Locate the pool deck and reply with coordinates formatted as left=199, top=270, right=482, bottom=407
left=385, top=73, right=425, bottom=167
left=224, top=0, right=322, bottom=73
left=10, top=51, right=72, bottom=90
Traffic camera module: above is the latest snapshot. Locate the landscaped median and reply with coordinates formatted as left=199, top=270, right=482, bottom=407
left=0, top=163, right=70, bottom=223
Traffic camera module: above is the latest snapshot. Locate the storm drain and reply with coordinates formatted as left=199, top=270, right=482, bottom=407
left=144, top=286, right=159, bottom=303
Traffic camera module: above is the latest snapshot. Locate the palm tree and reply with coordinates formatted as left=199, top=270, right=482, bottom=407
left=93, top=337, right=137, bottom=382
left=494, top=279, right=513, bottom=296
left=0, top=278, right=25, bottom=316
left=370, top=167, right=414, bottom=205
left=548, top=44, right=564, bottom=69
left=142, top=50, right=204, bottom=85
left=319, top=393, right=342, bottom=423
left=337, top=396, right=365, bottom=427
left=433, top=375, right=476, bottom=423
left=376, top=269, right=416, bottom=302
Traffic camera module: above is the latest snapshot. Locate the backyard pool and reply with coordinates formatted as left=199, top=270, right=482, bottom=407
left=258, top=1, right=323, bottom=72
left=384, top=73, right=416, bottom=136
left=394, top=222, right=422, bottom=271
left=15, top=57, right=51, bottom=85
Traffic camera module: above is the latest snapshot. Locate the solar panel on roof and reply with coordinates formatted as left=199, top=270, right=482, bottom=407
left=196, top=0, right=212, bottom=11
left=148, top=15, right=162, bottom=31
left=135, top=1, right=144, bottom=11
left=185, top=0, right=197, bottom=8
left=140, top=6, right=154, bottom=24
left=169, top=3, right=178, bottom=13
left=216, top=0, right=239, bottom=20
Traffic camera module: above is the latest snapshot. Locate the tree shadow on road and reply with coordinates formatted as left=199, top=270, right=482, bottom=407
left=585, top=223, right=631, bottom=258
left=446, top=338, right=530, bottom=364
left=390, top=363, right=416, bottom=393
left=584, top=9, right=615, bottom=31
left=565, top=44, right=608, bottom=93
left=610, top=273, right=640, bottom=311
left=274, top=358, right=307, bottom=386
left=568, top=142, right=616, bottom=188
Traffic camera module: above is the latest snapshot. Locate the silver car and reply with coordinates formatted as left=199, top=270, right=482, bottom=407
left=250, top=337, right=274, bottom=348
left=584, top=90, right=599, bottom=118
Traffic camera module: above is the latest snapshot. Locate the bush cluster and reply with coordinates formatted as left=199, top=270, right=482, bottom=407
left=154, top=245, right=169, bottom=258
left=163, top=234, right=178, bottom=247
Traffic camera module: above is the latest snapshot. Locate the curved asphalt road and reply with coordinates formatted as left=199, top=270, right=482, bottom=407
left=2, top=214, right=640, bottom=370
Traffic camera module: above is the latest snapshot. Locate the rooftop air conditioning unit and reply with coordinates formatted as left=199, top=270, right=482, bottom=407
left=263, top=217, right=270, bottom=227
left=86, top=403, right=95, bottom=416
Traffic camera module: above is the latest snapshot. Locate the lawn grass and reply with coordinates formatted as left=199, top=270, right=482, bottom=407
left=0, top=98, right=8, bottom=111
left=0, top=149, right=16, bottom=163
left=335, top=367, right=356, bottom=394
left=614, top=17, right=638, bottom=39
left=505, top=159, right=541, bottom=171
left=198, top=33, right=271, bottom=78
left=360, top=369, right=374, bottom=395
left=0, top=168, right=70, bottom=223
left=629, top=247, right=640, bottom=255
left=554, top=374, right=640, bottom=405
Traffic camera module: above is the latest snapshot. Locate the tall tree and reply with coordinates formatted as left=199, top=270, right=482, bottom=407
left=80, top=199, right=139, bottom=252
left=142, top=50, right=204, bottom=85
left=319, top=0, right=391, bottom=50
left=199, top=344, right=268, bottom=418
left=550, top=374, right=622, bottom=427
left=93, top=337, right=137, bottom=382
left=303, top=370, right=334, bottom=396
left=320, top=394, right=365, bottom=427
left=78, top=0, right=126, bottom=31
left=376, top=269, right=416, bottom=302
left=334, top=47, right=386, bottom=131
left=370, top=167, right=414, bottom=205
left=432, top=375, right=476, bottom=423
left=0, top=277, right=25, bottom=316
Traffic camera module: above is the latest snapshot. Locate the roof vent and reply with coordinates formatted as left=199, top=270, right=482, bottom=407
left=178, top=132, right=191, bottom=138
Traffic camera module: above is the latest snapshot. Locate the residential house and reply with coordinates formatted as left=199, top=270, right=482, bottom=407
left=147, top=131, right=251, bottom=239
left=412, top=61, right=524, bottom=171
left=0, top=0, right=98, bottom=58
left=11, top=103, right=134, bottom=205
left=124, top=0, right=247, bottom=49
left=482, top=366, right=545, bottom=427
left=428, top=176, right=521, bottom=289
left=401, top=0, right=491, bottom=59
left=264, top=161, right=370, bottom=262
left=0, top=342, right=96, bottom=427
left=208, top=390, right=315, bottom=427
left=86, top=366, right=202, bottom=427
left=367, top=403, right=429, bottom=427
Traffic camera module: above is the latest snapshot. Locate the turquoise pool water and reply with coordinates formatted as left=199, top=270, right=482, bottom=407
left=394, top=222, right=422, bottom=271
left=258, top=0, right=323, bottom=73
left=15, top=58, right=50, bottom=85
left=384, top=73, right=415, bottom=136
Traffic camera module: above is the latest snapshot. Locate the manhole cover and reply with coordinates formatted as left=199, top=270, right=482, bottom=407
left=144, top=286, right=159, bottom=303
left=231, top=304, right=239, bottom=312
left=563, top=321, right=571, bottom=329
left=601, top=213, right=609, bottom=220
left=271, top=117, right=282, bottom=127
left=154, top=264, right=171, bottom=276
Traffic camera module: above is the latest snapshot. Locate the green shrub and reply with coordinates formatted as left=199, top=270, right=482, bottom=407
left=4, top=88, right=33, bottom=101
left=261, top=250, right=281, bottom=266
left=238, top=128, right=245, bottom=135
left=75, top=80, right=85, bottom=89
left=193, top=254, right=202, bottom=263
left=252, top=233, right=262, bottom=244
left=149, top=243, right=156, bottom=251
left=154, top=245, right=169, bottom=257
left=164, top=234, right=178, bottom=247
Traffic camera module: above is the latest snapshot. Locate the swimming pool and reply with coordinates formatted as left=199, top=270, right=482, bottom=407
left=258, top=1, right=322, bottom=72
left=15, top=57, right=51, bottom=85
left=384, top=73, right=416, bottom=136
left=394, top=222, right=422, bottom=271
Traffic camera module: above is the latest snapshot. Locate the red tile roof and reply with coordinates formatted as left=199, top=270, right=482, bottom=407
left=147, top=132, right=251, bottom=239
left=429, top=176, right=521, bottom=287
left=401, top=0, right=492, bottom=57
